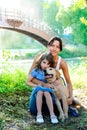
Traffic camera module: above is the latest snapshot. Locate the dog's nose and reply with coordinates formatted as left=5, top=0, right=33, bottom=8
left=44, top=70, right=48, bottom=75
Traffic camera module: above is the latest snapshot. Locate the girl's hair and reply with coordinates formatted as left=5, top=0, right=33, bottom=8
left=36, top=53, right=54, bottom=70
left=48, top=37, right=63, bottom=51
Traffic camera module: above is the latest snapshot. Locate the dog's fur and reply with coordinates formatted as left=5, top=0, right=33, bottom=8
left=45, top=67, right=69, bottom=121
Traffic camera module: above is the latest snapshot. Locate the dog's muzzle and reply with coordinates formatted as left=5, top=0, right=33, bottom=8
left=45, top=74, right=53, bottom=79
left=44, top=70, right=53, bottom=79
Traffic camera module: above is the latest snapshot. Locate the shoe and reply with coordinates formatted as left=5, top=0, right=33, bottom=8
left=50, top=115, right=59, bottom=124
left=68, top=106, right=79, bottom=117
left=36, top=115, right=44, bottom=123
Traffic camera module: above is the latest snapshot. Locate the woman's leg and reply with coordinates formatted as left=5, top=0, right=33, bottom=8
left=36, top=91, right=44, bottom=116
left=29, top=93, right=37, bottom=115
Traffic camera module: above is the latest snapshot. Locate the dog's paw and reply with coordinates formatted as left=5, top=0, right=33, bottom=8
left=64, top=113, right=68, bottom=119
left=59, top=114, right=65, bottom=122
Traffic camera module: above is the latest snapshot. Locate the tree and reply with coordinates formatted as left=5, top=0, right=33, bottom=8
left=42, top=0, right=63, bottom=35
left=56, top=0, right=87, bottom=45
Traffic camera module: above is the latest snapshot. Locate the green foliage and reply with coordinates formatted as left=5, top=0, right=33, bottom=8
left=0, top=68, right=32, bottom=93
left=56, top=0, right=87, bottom=45
left=59, top=44, right=87, bottom=58
left=0, top=118, right=5, bottom=130
left=42, top=0, right=63, bottom=34
left=0, top=57, right=87, bottom=93
left=68, top=58, right=87, bottom=89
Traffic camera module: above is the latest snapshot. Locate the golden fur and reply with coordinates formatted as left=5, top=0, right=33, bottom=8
left=45, top=67, right=69, bottom=121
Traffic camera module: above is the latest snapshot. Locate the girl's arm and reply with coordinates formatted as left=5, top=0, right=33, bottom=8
left=26, top=75, right=37, bottom=87
left=26, top=75, right=52, bottom=88
left=32, top=78, right=52, bottom=88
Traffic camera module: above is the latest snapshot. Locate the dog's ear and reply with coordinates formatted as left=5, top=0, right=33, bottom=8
left=56, top=70, right=60, bottom=79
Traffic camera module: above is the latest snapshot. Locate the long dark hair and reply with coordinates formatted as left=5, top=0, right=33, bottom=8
left=36, top=53, right=54, bottom=70
left=48, top=37, right=63, bottom=51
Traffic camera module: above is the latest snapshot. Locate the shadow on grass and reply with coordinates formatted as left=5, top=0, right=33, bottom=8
left=0, top=90, right=87, bottom=130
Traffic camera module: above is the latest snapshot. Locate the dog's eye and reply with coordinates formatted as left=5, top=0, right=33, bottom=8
left=49, top=68, right=52, bottom=70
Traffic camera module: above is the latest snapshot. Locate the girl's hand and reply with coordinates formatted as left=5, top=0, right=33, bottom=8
left=53, top=79, right=61, bottom=86
left=43, top=83, right=52, bottom=88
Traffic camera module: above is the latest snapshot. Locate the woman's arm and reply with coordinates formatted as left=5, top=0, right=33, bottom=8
left=61, top=59, right=73, bottom=104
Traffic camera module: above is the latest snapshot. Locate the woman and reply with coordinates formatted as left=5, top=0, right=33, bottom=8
left=26, top=53, right=58, bottom=124
left=28, top=37, right=73, bottom=105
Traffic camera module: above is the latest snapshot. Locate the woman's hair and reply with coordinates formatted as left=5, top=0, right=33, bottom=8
left=48, top=37, right=63, bottom=51
left=36, top=53, right=54, bottom=70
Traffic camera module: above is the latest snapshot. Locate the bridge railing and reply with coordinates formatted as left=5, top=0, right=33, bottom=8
left=0, top=8, right=57, bottom=36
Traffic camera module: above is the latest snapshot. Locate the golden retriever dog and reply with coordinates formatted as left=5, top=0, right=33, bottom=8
left=45, top=67, right=69, bottom=121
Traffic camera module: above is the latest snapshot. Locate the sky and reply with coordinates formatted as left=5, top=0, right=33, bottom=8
left=0, top=0, right=75, bottom=19
left=48, top=0, right=72, bottom=7
left=0, top=0, right=21, bottom=9
left=0, top=0, right=72, bottom=11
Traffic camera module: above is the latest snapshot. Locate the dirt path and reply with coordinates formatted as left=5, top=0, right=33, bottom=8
left=73, top=88, right=87, bottom=108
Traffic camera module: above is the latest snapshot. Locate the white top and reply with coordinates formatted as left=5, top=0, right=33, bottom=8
left=56, top=56, right=61, bottom=71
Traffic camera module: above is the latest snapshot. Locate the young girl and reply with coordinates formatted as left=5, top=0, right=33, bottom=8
left=26, top=53, right=58, bottom=124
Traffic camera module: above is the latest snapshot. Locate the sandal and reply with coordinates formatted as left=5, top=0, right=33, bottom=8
left=36, top=115, right=44, bottom=123
left=50, top=115, right=59, bottom=124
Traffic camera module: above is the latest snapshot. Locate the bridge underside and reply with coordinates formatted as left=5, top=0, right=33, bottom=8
left=0, top=9, right=56, bottom=47
left=0, top=26, right=48, bottom=47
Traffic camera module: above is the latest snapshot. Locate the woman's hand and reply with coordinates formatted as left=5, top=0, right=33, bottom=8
left=67, top=97, right=73, bottom=105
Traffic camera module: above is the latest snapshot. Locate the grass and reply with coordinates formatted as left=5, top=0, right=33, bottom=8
left=0, top=58, right=87, bottom=129
left=0, top=90, right=87, bottom=130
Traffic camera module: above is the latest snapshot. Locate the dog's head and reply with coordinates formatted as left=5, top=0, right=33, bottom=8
left=44, top=67, right=60, bottom=83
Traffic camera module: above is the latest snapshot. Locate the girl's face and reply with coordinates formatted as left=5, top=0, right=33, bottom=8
left=41, top=59, right=50, bottom=70
left=48, top=40, right=60, bottom=57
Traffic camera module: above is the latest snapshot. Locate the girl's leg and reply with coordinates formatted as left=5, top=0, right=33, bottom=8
left=44, top=92, right=55, bottom=115
left=36, top=91, right=44, bottom=123
left=36, top=91, right=43, bottom=115
left=44, top=92, right=58, bottom=124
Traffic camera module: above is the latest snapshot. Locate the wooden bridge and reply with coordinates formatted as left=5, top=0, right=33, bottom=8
left=0, top=8, right=57, bottom=46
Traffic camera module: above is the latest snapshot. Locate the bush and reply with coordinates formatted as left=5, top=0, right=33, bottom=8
left=0, top=69, right=32, bottom=93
